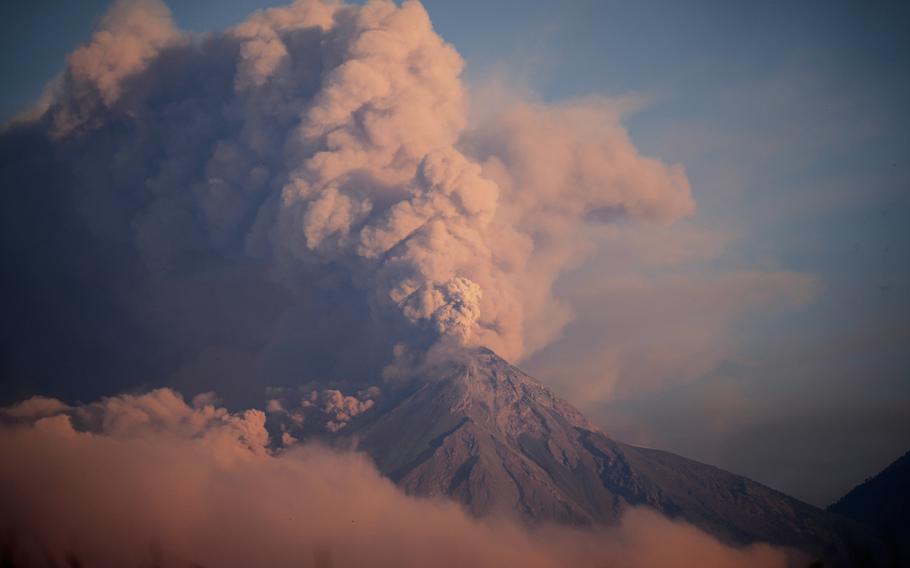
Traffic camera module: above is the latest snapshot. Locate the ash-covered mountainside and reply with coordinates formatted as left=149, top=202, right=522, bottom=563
left=338, top=348, right=877, bottom=565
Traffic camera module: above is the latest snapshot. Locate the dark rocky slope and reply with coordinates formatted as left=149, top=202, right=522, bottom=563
left=829, top=450, right=910, bottom=566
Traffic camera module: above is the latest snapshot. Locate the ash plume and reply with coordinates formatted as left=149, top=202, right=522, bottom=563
left=0, top=0, right=691, bottom=403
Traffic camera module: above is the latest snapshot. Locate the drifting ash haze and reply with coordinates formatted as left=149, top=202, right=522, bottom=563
left=0, top=0, right=839, bottom=566
left=0, top=387, right=793, bottom=568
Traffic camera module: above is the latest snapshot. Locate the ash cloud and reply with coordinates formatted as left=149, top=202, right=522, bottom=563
left=0, top=389, right=788, bottom=568
left=264, top=384, right=381, bottom=438
left=0, top=0, right=692, bottom=404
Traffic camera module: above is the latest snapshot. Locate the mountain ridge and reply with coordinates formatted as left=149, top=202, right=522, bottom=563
left=828, top=449, right=910, bottom=566
left=331, top=347, right=879, bottom=565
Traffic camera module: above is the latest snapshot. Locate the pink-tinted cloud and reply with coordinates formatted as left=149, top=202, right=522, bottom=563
left=0, top=389, right=789, bottom=568
left=47, top=0, right=179, bottom=135
left=524, top=218, right=818, bottom=405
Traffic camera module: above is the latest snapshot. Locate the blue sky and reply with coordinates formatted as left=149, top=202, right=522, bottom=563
left=2, top=0, right=907, bottom=506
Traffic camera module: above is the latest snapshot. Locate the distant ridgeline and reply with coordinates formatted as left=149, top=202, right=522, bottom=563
left=828, top=450, right=910, bottom=567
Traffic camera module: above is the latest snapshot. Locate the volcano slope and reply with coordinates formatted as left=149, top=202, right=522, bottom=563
left=335, top=348, right=879, bottom=566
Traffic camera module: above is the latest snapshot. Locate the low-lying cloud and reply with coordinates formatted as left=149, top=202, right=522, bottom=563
left=0, top=389, right=788, bottom=568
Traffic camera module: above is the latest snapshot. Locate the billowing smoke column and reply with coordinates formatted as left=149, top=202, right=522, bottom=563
left=1, top=0, right=692, bottom=402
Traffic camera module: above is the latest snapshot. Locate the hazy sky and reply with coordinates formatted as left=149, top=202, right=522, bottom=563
left=1, top=0, right=907, bottom=508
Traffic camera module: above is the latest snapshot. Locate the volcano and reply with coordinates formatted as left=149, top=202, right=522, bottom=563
left=333, top=348, right=878, bottom=566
